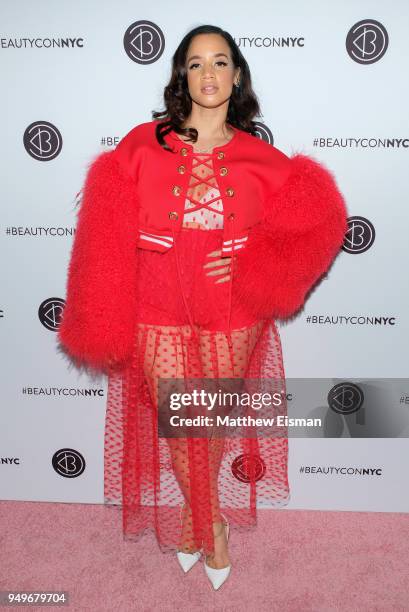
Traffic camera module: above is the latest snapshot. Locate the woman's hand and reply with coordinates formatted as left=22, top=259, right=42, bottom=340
left=181, top=222, right=236, bottom=284
left=204, top=248, right=236, bottom=284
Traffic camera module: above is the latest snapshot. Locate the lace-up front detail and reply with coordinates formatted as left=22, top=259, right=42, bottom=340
left=182, top=153, right=224, bottom=229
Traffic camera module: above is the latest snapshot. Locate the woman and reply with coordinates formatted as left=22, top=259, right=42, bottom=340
left=57, top=24, right=348, bottom=590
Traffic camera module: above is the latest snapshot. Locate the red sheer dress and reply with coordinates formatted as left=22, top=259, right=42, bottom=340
left=103, top=143, right=290, bottom=557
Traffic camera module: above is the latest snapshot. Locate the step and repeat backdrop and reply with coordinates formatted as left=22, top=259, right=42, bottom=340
left=2, top=1, right=409, bottom=513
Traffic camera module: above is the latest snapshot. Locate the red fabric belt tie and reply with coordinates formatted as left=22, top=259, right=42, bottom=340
left=169, top=220, right=235, bottom=365
left=170, top=221, right=200, bottom=344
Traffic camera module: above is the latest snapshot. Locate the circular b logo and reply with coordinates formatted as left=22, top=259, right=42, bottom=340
left=124, top=20, right=165, bottom=64
left=23, top=121, right=63, bottom=161
left=253, top=122, right=274, bottom=145
left=343, top=216, right=375, bottom=254
left=328, top=382, right=364, bottom=415
left=52, top=448, right=86, bottom=478
left=39, top=297, right=65, bottom=331
left=346, top=19, right=389, bottom=64
left=231, top=453, right=266, bottom=483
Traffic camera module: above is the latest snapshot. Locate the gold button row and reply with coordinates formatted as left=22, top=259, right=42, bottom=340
left=172, top=185, right=234, bottom=197
left=178, top=164, right=228, bottom=176
left=180, top=147, right=226, bottom=160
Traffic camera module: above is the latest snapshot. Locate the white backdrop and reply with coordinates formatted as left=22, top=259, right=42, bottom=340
left=2, top=0, right=409, bottom=512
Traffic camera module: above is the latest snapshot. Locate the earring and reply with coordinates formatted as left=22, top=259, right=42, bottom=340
left=234, top=81, right=240, bottom=88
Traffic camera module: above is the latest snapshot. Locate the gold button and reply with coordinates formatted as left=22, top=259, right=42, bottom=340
left=228, top=213, right=235, bottom=220
left=217, top=151, right=225, bottom=159
left=219, top=166, right=228, bottom=176
left=169, top=211, right=179, bottom=220
left=226, top=187, right=235, bottom=197
left=172, top=185, right=182, bottom=196
left=178, top=164, right=186, bottom=174
left=180, top=147, right=188, bottom=156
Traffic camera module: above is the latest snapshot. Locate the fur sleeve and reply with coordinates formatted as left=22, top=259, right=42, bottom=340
left=232, top=153, right=348, bottom=320
left=57, top=150, right=139, bottom=373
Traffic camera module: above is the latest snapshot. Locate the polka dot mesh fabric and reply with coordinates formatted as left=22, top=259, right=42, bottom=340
left=103, top=228, right=290, bottom=557
left=103, top=147, right=290, bottom=557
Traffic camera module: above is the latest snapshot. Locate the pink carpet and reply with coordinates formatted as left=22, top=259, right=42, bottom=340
left=1, top=500, right=408, bottom=611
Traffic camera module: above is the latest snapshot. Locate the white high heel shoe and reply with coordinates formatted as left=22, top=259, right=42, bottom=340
left=176, top=503, right=202, bottom=573
left=204, top=513, right=231, bottom=590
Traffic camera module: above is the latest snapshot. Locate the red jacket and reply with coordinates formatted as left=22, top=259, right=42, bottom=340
left=58, top=119, right=348, bottom=372
left=113, top=120, right=291, bottom=254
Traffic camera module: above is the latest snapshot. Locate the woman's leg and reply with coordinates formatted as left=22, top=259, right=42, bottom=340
left=138, top=323, right=202, bottom=554
left=199, top=320, right=265, bottom=567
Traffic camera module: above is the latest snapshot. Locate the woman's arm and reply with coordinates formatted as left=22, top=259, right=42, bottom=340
left=232, top=153, right=348, bottom=320
left=57, top=150, right=139, bottom=373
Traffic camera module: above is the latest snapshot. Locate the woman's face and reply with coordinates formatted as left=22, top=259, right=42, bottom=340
left=184, top=33, right=240, bottom=110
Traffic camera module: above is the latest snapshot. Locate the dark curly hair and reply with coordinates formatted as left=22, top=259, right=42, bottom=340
left=152, top=24, right=261, bottom=152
